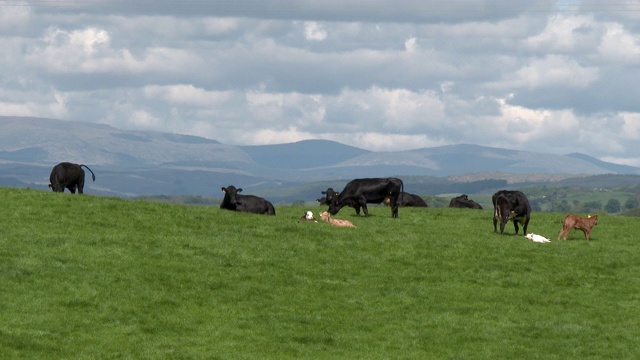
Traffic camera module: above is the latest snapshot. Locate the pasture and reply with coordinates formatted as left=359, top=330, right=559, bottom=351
left=1, top=188, right=639, bottom=359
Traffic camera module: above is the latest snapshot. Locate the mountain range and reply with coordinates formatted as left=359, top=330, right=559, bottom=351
left=1, top=116, right=639, bottom=201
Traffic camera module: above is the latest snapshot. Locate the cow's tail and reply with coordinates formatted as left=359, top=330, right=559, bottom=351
left=80, top=164, right=96, bottom=182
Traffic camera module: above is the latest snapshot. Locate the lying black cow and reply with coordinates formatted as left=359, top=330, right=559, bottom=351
left=220, top=185, right=276, bottom=215
left=384, top=192, right=427, bottom=207
left=492, top=190, right=531, bottom=235
left=328, top=177, right=404, bottom=218
left=449, top=194, right=482, bottom=209
left=48, top=162, right=96, bottom=194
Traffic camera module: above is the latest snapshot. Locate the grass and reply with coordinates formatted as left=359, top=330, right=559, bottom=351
left=1, top=188, right=640, bottom=359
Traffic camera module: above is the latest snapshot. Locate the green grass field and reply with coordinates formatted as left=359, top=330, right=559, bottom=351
left=1, top=188, right=639, bottom=359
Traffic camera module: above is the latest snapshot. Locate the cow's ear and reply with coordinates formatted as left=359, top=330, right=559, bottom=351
left=237, top=188, right=243, bottom=193
left=321, top=191, right=326, bottom=194
left=221, top=187, right=226, bottom=193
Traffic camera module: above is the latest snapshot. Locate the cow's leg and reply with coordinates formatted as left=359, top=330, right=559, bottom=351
left=353, top=205, right=361, bottom=216
left=362, top=203, right=369, bottom=217
left=69, top=185, right=76, bottom=194
left=522, top=217, right=530, bottom=235
left=582, top=228, right=589, bottom=240
left=513, top=220, right=520, bottom=235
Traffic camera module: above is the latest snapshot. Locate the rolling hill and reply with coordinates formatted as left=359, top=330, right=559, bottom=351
left=1, top=116, right=639, bottom=199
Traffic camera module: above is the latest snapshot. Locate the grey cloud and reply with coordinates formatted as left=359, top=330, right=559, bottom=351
left=33, top=1, right=557, bottom=23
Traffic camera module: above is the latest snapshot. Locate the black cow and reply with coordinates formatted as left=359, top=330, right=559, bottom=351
left=316, top=188, right=338, bottom=206
left=48, top=162, right=96, bottom=194
left=220, top=185, right=276, bottom=215
left=384, top=192, right=427, bottom=207
left=449, top=194, right=483, bottom=209
left=492, top=190, right=531, bottom=235
left=328, top=177, right=404, bottom=218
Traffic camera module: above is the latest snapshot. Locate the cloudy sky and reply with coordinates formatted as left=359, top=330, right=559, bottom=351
left=1, top=1, right=640, bottom=165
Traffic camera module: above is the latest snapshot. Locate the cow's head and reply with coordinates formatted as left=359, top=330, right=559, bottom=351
left=49, top=183, right=64, bottom=192
left=319, top=188, right=338, bottom=205
left=221, top=185, right=242, bottom=205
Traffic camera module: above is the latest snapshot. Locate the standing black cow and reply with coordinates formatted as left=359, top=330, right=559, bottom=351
left=220, top=185, right=276, bottom=215
left=316, top=188, right=339, bottom=206
left=449, top=194, right=483, bottom=209
left=492, top=190, right=531, bottom=235
left=48, top=162, right=96, bottom=194
left=328, top=177, right=404, bottom=218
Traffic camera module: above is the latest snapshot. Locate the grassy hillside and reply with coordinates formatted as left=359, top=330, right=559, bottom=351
left=1, top=188, right=639, bottom=359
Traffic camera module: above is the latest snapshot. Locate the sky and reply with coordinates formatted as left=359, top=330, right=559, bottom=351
left=1, top=1, right=640, bottom=166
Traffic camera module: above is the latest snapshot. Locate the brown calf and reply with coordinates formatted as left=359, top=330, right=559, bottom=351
left=558, top=214, right=598, bottom=241
left=319, top=211, right=356, bottom=228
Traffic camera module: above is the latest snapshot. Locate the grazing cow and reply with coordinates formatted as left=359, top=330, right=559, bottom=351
left=328, top=177, right=404, bottom=218
left=220, top=185, right=276, bottom=215
left=299, top=211, right=317, bottom=222
left=449, top=194, right=483, bottom=209
left=525, top=233, right=551, bottom=243
left=48, top=162, right=96, bottom=194
left=492, top=190, right=531, bottom=235
left=383, top=192, right=428, bottom=207
left=558, top=214, right=598, bottom=241
left=319, top=211, right=356, bottom=228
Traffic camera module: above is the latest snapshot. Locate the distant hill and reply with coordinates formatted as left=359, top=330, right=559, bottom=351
left=240, top=140, right=370, bottom=170
left=1, top=116, right=639, bottom=199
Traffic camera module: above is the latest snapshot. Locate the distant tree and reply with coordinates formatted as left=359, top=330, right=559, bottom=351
left=604, top=198, right=621, bottom=213
left=551, top=200, right=571, bottom=213
left=579, top=200, right=602, bottom=213
left=624, top=197, right=639, bottom=210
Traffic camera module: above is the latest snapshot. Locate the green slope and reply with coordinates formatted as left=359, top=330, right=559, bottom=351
left=1, top=188, right=639, bottom=359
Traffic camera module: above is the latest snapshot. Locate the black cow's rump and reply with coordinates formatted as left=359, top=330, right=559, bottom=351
left=492, top=190, right=531, bottom=235
left=328, top=177, right=404, bottom=218
left=48, top=162, right=96, bottom=194
left=449, top=194, right=483, bottom=209
left=220, top=185, right=276, bottom=215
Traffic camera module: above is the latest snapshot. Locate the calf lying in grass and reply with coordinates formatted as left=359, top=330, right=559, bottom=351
left=525, top=233, right=551, bottom=243
left=299, top=211, right=317, bottom=222
left=319, top=211, right=356, bottom=228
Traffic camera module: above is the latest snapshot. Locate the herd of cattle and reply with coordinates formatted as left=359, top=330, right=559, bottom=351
left=47, top=162, right=598, bottom=241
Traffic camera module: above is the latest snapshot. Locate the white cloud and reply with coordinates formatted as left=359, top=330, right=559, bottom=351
left=500, top=55, right=600, bottom=89
left=304, top=21, right=327, bottom=41
left=404, top=37, right=417, bottom=53
left=143, top=85, right=233, bottom=107
left=2, top=1, right=640, bottom=165
left=0, top=3, right=31, bottom=31
left=526, top=14, right=595, bottom=52
left=598, top=23, right=640, bottom=64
